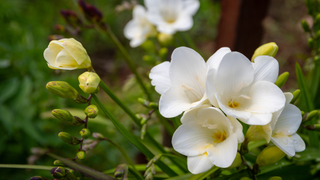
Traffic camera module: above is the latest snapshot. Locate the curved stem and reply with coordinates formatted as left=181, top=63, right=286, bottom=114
left=128, top=165, right=144, bottom=180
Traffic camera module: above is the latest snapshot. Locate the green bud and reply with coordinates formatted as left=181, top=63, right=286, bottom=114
left=79, top=72, right=101, bottom=94
left=77, top=150, right=86, bottom=160
left=29, top=176, right=48, bottom=180
left=138, top=98, right=150, bottom=107
left=92, top=132, right=105, bottom=139
left=58, top=132, right=81, bottom=145
left=84, top=105, right=99, bottom=118
left=145, top=173, right=153, bottom=180
left=80, top=128, right=91, bottom=139
left=291, top=89, right=300, bottom=104
left=308, top=38, right=314, bottom=48
left=141, top=124, right=147, bottom=139
left=149, top=102, right=158, bottom=109
left=307, top=110, right=319, bottom=120
left=256, top=146, right=285, bottom=167
left=53, top=160, right=65, bottom=166
left=114, top=164, right=128, bottom=178
left=158, top=33, right=173, bottom=46
left=251, top=42, right=278, bottom=62
left=268, top=176, right=282, bottom=180
left=51, top=166, right=66, bottom=178
left=159, top=47, right=168, bottom=60
left=301, top=20, right=310, bottom=32
left=46, top=81, right=79, bottom=99
left=52, top=109, right=75, bottom=124
left=306, top=124, right=320, bottom=131
left=141, top=40, right=156, bottom=53
left=150, top=163, right=156, bottom=174
left=227, top=152, right=242, bottom=169
left=275, top=72, right=289, bottom=88
left=143, top=55, right=156, bottom=65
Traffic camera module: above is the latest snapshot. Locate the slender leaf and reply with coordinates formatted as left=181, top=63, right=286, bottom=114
left=47, top=153, right=116, bottom=180
left=0, top=164, right=56, bottom=170
left=188, top=166, right=219, bottom=180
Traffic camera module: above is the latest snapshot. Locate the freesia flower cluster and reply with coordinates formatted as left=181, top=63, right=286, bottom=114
left=149, top=46, right=306, bottom=174
left=124, top=0, right=200, bottom=47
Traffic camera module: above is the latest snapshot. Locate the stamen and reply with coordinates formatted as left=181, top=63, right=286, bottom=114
left=228, top=99, right=239, bottom=108
left=239, top=94, right=251, bottom=100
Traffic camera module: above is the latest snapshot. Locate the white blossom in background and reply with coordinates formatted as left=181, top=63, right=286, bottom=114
left=270, top=92, right=306, bottom=156
left=172, top=107, right=244, bottom=174
left=145, top=0, right=199, bottom=34
left=206, top=52, right=285, bottom=125
left=149, top=47, right=230, bottom=118
left=124, top=5, right=157, bottom=47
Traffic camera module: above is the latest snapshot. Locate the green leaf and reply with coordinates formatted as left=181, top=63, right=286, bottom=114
left=295, top=62, right=314, bottom=111
left=0, top=77, right=19, bottom=103
left=0, top=164, right=57, bottom=170
left=0, top=104, right=13, bottom=133
left=188, top=166, right=219, bottom=180
left=47, top=153, right=116, bottom=180
left=166, top=173, right=193, bottom=180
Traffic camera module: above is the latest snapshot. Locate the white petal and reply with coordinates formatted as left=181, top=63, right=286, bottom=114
left=246, top=81, right=285, bottom=113
left=124, top=20, right=139, bottom=39
left=197, top=107, right=232, bottom=132
left=157, top=22, right=177, bottom=34
left=227, top=116, right=244, bottom=143
left=206, top=69, right=219, bottom=107
left=284, top=92, right=293, bottom=105
left=252, top=56, right=279, bottom=83
left=43, top=43, right=63, bottom=65
left=55, top=49, right=78, bottom=68
left=172, top=121, right=213, bottom=156
left=188, top=154, right=214, bottom=174
left=180, top=98, right=211, bottom=124
left=206, top=47, right=231, bottom=72
left=273, top=104, right=302, bottom=135
left=290, top=133, right=305, bottom=152
left=183, top=0, right=200, bottom=15
left=149, top=62, right=171, bottom=94
left=132, top=5, right=147, bottom=19
left=244, top=113, right=272, bottom=125
left=271, top=136, right=295, bottom=157
left=172, top=14, right=193, bottom=32
left=206, top=134, right=238, bottom=168
left=215, top=52, right=254, bottom=95
left=159, top=86, right=193, bottom=118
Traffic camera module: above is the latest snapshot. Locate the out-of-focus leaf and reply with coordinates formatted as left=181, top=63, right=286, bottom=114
left=47, top=153, right=117, bottom=180
left=295, top=63, right=314, bottom=111
left=0, top=104, right=13, bottom=133
left=188, top=166, right=219, bottom=180
left=0, top=77, right=19, bottom=103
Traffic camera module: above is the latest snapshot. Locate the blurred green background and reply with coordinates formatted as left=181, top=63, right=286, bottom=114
left=0, top=0, right=313, bottom=179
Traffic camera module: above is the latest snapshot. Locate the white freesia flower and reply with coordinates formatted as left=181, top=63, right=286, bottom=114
left=206, top=52, right=285, bottom=125
left=149, top=47, right=230, bottom=118
left=124, top=5, right=157, bottom=47
left=270, top=93, right=305, bottom=156
left=172, top=107, right=244, bottom=174
left=145, top=0, right=199, bottom=34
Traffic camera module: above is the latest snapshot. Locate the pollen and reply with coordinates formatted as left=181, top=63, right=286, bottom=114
left=213, top=131, right=227, bottom=143
left=228, top=100, right=239, bottom=108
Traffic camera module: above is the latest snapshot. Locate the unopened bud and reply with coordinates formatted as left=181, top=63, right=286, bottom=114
left=143, top=55, right=156, bottom=65
left=51, top=166, right=66, bottom=178
left=85, top=105, right=99, bottom=118
left=60, top=10, right=82, bottom=28
left=54, top=25, right=65, bottom=33
left=159, top=48, right=168, bottom=60
left=291, top=89, right=300, bottom=104
left=158, top=33, right=173, bottom=46
left=74, top=95, right=89, bottom=104
left=80, top=128, right=91, bottom=139
left=251, top=42, right=278, bottom=62
left=78, top=0, right=103, bottom=23
left=77, top=150, right=86, bottom=160
left=256, top=146, right=285, bottom=167
left=53, top=160, right=65, bottom=166
left=138, top=98, right=150, bottom=107
left=307, top=110, right=319, bottom=121
left=52, top=109, right=75, bottom=124
left=301, top=20, right=311, bottom=32
left=141, top=124, right=147, bottom=140
left=141, top=40, right=156, bottom=53
left=58, top=132, right=81, bottom=145
left=150, top=163, right=156, bottom=174
left=275, top=72, right=289, bottom=88
left=79, top=72, right=101, bottom=94
left=114, top=164, right=128, bottom=178
left=46, top=81, right=79, bottom=99
left=145, top=173, right=153, bottom=180
left=29, top=176, right=48, bottom=180
left=306, top=124, right=320, bottom=131
left=227, top=152, right=242, bottom=169
left=308, top=38, right=314, bottom=48
left=149, top=102, right=158, bottom=109
left=268, top=176, right=282, bottom=180
left=92, top=132, right=105, bottom=139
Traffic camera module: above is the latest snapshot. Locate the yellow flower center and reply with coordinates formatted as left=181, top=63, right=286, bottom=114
left=228, top=100, right=239, bottom=108
left=213, top=131, right=227, bottom=143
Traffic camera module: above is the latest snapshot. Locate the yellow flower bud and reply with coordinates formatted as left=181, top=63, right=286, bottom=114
left=275, top=72, right=289, bottom=88
left=79, top=128, right=91, bottom=139
left=52, top=109, right=75, bottom=124
left=76, top=150, right=86, bottom=160
left=84, top=105, right=99, bottom=118
left=44, top=38, right=91, bottom=70
left=227, top=152, right=242, bottom=169
left=256, top=146, right=285, bottom=167
left=158, top=33, right=173, bottom=46
left=251, top=42, right=278, bottom=62
left=78, top=72, right=100, bottom=94
left=46, top=81, right=79, bottom=99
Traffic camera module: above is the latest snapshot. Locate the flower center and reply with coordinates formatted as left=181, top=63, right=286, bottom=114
left=228, top=100, right=239, bottom=108
left=213, top=131, right=227, bottom=143
left=228, top=95, right=251, bottom=108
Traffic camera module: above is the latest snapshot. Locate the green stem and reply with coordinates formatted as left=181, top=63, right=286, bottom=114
left=95, top=23, right=152, bottom=101
left=92, top=94, right=177, bottom=177
left=0, top=164, right=57, bottom=170
left=128, top=165, right=144, bottom=180
left=180, top=32, right=199, bottom=52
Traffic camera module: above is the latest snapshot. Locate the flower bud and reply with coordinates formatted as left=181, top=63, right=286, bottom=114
left=84, top=105, right=99, bottom=118
left=306, top=124, right=320, bottom=131
left=143, top=55, right=156, bottom=65
left=141, top=40, right=156, bottom=53
left=79, top=72, right=101, bottom=94
left=53, top=160, right=65, bottom=166
left=80, top=128, right=91, bottom=139
left=58, top=132, right=81, bottom=145
left=78, top=0, right=103, bottom=23
left=46, top=81, right=79, bottom=99
left=251, top=42, right=278, bottom=62
left=291, top=89, right=300, bottom=104
left=158, top=33, right=173, bottom=46
left=307, top=110, right=319, bottom=121
left=114, top=164, right=128, bottom=178
left=308, top=38, right=314, bottom=48
left=52, top=109, right=75, bottom=124
left=227, top=152, right=242, bottom=169
left=92, top=132, right=105, bottom=139
left=76, top=150, right=86, bottom=160
left=256, top=146, right=285, bottom=167
left=149, top=102, right=158, bottom=109
left=159, top=47, right=168, bottom=60
left=29, top=176, right=48, bottom=180
left=275, top=72, right=289, bottom=88
left=51, top=166, right=66, bottom=178
left=60, top=10, right=82, bottom=28
left=301, top=20, right=311, bottom=32
left=44, top=38, right=91, bottom=70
